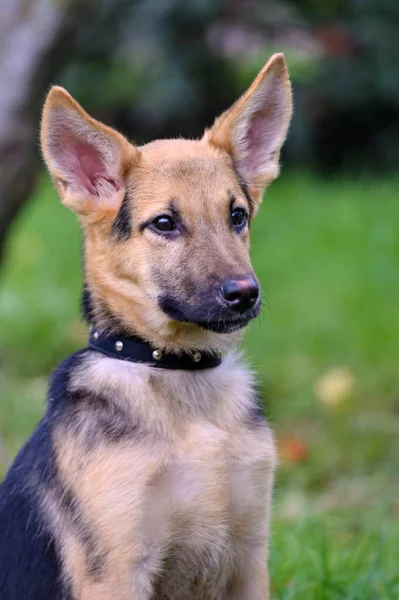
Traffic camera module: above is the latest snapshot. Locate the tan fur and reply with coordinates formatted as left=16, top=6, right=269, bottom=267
left=40, top=53, right=292, bottom=599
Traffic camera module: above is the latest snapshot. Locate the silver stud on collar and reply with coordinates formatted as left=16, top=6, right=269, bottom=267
left=93, top=331, right=99, bottom=341
left=193, top=351, right=202, bottom=363
left=152, top=349, right=163, bottom=361
left=115, top=340, right=124, bottom=352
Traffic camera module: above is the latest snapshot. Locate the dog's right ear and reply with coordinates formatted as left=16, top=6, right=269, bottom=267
left=41, top=87, right=139, bottom=219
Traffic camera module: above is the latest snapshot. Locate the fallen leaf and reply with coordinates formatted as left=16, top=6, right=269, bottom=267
left=279, top=436, right=309, bottom=464
left=313, top=366, right=355, bottom=407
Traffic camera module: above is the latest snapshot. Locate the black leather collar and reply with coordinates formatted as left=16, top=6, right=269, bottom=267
left=88, top=330, right=222, bottom=370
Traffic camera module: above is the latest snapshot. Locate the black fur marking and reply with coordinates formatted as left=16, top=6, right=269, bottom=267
left=228, top=192, right=236, bottom=214
left=50, top=350, right=139, bottom=448
left=81, top=281, right=95, bottom=324
left=157, top=294, right=190, bottom=323
left=81, top=279, right=131, bottom=334
left=239, top=180, right=255, bottom=218
left=47, top=350, right=91, bottom=415
left=168, top=199, right=188, bottom=234
left=50, top=480, right=107, bottom=579
left=233, top=168, right=255, bottom=218
left=67, top=388, right=140, bottom=449
left=0, top=418, right=71, bottom=599
left=111, top=192, right=132, bottom=241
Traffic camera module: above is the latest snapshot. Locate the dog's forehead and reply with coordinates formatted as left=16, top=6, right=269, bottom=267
left=137, top=139, right=236, bottom=192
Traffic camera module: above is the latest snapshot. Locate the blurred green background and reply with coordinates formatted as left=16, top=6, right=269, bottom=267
left=0, top=1, right=398, bottom=598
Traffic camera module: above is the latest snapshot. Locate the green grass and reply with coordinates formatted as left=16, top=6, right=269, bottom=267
left=270, top=511, right=399, bottom=599
left=1, top=172, right=398, bottom=597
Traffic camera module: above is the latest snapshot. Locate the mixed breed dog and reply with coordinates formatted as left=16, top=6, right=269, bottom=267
left=0, top=53, right=292, bottom=599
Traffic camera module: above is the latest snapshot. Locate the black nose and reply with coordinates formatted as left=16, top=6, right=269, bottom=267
left=221, top=276, right=260, bottom=313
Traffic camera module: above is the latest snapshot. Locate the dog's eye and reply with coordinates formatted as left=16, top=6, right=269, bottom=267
left=231, top=208, right=247, bottom=231
left=152, top=215, right=176, bottom=233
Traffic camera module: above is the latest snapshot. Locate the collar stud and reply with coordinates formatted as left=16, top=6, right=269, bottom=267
left=152, top=349, right=163, bottom=361
left=193, top=351, right=202, bottom=363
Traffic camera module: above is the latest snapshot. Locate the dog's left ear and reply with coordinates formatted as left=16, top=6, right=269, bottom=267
left=204, top=53, right=292, bottom=206
left=41, top=86, right=139, bottom=220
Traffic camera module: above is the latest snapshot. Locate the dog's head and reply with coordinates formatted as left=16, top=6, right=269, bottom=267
left=41, top=54, right=292, bottom=351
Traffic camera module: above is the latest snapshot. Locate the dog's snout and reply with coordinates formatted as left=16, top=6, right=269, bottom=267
left=221, top=276, right=259, bottom=313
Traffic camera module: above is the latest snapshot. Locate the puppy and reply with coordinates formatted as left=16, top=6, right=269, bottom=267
left=0, top=53, right=292, bottom=599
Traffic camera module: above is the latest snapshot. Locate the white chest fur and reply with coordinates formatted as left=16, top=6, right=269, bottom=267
left=148, top=418, right=275, bottom=599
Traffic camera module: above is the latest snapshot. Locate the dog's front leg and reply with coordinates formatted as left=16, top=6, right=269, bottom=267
left=226, top=544, right=270, bottom=600
left=69, top=552, right=159, bottom=600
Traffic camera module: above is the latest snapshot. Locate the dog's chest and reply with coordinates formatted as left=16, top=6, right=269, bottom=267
left=63, top=354, right=276, bottom=598
left=147, top=421, right=275, bottom=599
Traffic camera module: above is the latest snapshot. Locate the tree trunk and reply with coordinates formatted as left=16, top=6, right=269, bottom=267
left=0, top=0, right=87, bottom=264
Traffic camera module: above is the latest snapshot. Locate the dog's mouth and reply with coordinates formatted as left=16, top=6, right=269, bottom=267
left=158, top=294, right=260, bottom=334
left=192, top=315, right=254, bottom=333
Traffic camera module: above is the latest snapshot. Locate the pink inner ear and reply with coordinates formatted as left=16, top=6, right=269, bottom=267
left=241, top=104, right=281, bottom=174
left=60, top=131, right=120, bottom=196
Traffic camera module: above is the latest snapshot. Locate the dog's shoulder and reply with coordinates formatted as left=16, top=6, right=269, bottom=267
left=0, top=348, right=138, bottom=600
left=48, top=349, right=143, bottom=449
left=0, top=351, right=95, bottom=599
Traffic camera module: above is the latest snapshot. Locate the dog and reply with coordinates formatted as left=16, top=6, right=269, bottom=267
left=0, top=53, right=292, bottom=599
